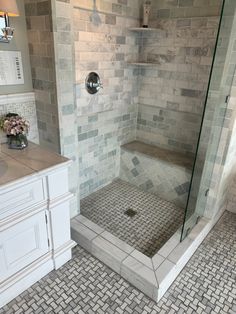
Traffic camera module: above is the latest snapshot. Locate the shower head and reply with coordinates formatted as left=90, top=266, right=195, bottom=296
left=90, top=0, right=101, bottom=26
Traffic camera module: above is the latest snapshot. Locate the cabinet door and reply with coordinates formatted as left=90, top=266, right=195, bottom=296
left=0, top=211, right=49, bottom=282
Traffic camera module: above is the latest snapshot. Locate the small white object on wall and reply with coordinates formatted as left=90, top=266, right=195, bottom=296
left=142, top=1, right=151, bottom=28
left=0, top=51, right=24, bottom=85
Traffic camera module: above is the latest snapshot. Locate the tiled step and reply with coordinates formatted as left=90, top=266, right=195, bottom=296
left=71, top=213, right=214, bottom=303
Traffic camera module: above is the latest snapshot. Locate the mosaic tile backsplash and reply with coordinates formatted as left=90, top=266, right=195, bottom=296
left=0, top=93, right=39, bottom=145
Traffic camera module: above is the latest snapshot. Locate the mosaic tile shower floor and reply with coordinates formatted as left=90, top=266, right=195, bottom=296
left=80, top=179, right=184, bottom=257
left=1, top=211, right=235, bottom=314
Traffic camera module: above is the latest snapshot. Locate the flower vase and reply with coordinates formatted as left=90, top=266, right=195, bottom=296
left=7, top=134, right=28, bottom=150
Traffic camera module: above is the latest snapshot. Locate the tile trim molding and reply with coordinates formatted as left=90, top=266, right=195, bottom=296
left=71, top=207, right=225, bottom=302
left=0, top=92, right=35, bottom=105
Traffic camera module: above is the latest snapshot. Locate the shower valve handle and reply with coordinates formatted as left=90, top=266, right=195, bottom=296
left=88, top=81, right=103, bottom=90
left=86, top=72, right=103, bottom=94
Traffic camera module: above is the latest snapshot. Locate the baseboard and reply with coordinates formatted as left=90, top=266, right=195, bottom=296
left=0, top=256, right=54, bottom=308
left=53, top=240, right=76, bottom=269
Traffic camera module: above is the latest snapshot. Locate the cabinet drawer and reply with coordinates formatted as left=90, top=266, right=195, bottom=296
left=0, top=211, right=49, bottom=282
left=0, top=179, right=45, bottom=220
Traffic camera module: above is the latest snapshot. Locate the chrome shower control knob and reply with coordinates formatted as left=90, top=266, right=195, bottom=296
left=85, top=72, right=103, bottom=94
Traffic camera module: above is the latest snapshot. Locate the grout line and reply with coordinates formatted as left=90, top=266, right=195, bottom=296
left=123, top=247, right=153, bottom=271
left=149, top=15, right=220, bottom=21
left=138, top=103, right=203, bottom=116
left=74, top=215, right=103, bottom=235
left=151, top=257, right=159, bottom=288
left=100, top=230, right=135, bottom=255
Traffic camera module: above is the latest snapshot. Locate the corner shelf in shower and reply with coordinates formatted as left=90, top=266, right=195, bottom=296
left=127, top=62, right=159, bottom=67
left=128, top=27, right=165, bottom=67
left=129, top=27, right=165, bottom=34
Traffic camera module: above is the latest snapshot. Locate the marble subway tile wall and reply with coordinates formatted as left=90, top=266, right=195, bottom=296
left=74, top=0, right=141, bottom=198
left=136, top=0, right=222, bottom=154
left=51, top=0, right=79, bottom=216
left=24, top=0, right=80, bottom=216
left=24, top=0, right=60, bottom=153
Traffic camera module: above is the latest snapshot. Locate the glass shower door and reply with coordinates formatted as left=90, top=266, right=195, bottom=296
left=181, top=0, right=236, bottom=240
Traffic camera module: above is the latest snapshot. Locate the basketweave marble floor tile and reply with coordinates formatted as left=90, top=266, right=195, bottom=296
left=1, top=211, right=236, bottom=314
left=81, top=179, right=184, bottom=257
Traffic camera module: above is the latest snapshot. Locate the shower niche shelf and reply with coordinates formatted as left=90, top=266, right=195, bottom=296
left=128, top=62, right=159, bottom=67
left=128, top=27, right=165, bottom=67
left=129, top=27, right=165, bottom=34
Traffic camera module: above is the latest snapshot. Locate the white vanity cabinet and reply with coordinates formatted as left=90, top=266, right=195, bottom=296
left=0, top=211, right=49, bottom=283
left=0, top=144, right=76, bottom=308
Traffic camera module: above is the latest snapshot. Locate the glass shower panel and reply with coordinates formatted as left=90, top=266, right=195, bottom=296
left=181, top=0, right=236, bottom=240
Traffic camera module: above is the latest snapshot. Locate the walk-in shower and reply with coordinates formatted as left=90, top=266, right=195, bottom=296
left=71, top=0, right=236, bottom=301
left=75, top=0, right=220, bottom=254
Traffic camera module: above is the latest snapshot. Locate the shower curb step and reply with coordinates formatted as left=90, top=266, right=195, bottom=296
left=71, top=215, right=158, bottom=300
left=71, top=211, right=223, bottom=302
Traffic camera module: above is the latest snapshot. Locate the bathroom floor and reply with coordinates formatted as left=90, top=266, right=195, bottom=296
left=1, top=211, right=235, bottom=314
left=81, top=179, right=185, bottom=257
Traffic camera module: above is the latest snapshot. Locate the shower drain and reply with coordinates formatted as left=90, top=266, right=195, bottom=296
left=124, top=208, right=137, bottom=218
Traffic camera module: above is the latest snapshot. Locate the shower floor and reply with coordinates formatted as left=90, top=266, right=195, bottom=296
left=80, top=179, right=185, bottom=257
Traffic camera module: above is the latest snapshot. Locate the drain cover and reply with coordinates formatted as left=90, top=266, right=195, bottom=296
left=124, top=208, right=137, bottom=217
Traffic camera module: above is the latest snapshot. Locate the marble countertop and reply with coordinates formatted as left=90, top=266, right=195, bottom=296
left=0, top=142, right=70, bottom=187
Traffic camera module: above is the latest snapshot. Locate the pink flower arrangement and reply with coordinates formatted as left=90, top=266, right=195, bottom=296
left=0, top=114, right=30, bottom=136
